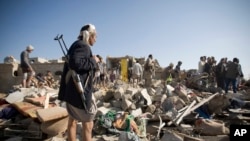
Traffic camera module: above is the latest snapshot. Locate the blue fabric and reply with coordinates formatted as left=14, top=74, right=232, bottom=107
left=195, top=107, right=211, bottom=119
left=0, top=106, right=18, bottom=119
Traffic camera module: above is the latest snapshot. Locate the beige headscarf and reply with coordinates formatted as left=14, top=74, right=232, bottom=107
left=78, top=24, right=96, bottom=46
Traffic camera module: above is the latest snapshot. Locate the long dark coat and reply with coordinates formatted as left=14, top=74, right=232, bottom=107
left=58, top=40, right=97, bottom=110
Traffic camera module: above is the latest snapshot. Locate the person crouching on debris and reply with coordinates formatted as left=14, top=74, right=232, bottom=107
left=20, top=45, right=35, bottom=88
left=58, top=24, right=100, bottom=141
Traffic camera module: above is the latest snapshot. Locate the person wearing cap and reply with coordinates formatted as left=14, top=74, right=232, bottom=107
left=20, top=45, right=35, bottom=88
left=58, top=24, right=99, bottom=141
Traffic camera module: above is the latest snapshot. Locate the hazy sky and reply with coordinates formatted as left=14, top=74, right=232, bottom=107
left=0, top=0, right=249, bottom=78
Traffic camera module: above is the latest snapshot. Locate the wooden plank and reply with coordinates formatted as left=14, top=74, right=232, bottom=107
left=176, top=100, right=197, bottom=125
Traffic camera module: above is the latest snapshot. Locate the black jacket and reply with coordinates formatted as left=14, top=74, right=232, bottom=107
left=58, top=40, right=97, bottom=110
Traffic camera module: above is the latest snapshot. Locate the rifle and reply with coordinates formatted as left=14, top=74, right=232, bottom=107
left=54, top=34, right=89, bottom=112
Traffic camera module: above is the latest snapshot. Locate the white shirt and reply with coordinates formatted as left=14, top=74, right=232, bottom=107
left=198, top=61, right=205, bottom=73
left=132, top=62, right=143, bottom=76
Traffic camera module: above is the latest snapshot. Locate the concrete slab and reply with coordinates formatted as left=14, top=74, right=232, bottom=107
left=5, top=91, right=24, bottom=104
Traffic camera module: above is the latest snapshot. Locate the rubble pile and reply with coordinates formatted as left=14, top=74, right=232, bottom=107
left=0, top=74, right=250, bottom=141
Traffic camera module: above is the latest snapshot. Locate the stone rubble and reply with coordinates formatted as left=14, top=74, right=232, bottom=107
left=0, top=73, right=250, bottom=141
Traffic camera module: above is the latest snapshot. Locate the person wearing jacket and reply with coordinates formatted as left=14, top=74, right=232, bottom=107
left=224, top=58, right=239, bottom=94
left=58, top=24, right=100, bottom=141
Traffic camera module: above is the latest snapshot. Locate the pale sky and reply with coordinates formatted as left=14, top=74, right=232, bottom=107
left=0, top=0, right=249, bottom=78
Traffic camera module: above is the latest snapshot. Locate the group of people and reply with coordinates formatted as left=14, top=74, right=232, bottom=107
left=198, top=56, right=244, bottom=94
left=19, top=23, right=245, bottom=141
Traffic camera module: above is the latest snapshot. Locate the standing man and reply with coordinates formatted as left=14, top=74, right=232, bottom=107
left=132, top=60, right=143, bottom=87
left=215, top=58, right=226, bottom=89
left=161, top=63, right=174, bottom=93
left=143, top=54, right=155, bottom=88
left=174, top=61, right=182, bottom=81
left=20, top=45, right=35, bottom=88
left=225, top=58, right=239, bottom=94
left=236, top=58, right=244, bottom=90
left=98, top=55, right=107, bottom=89
left=58, top=24, right=100, bottom=141
left=198, top=56, right=205, bottom=74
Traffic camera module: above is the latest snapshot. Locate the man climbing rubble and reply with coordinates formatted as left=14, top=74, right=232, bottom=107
left=20, top=45, right=35, bottom=88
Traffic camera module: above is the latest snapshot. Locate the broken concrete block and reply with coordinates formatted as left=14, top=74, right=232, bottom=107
left=5, top=91, right=24, bottom=104
left=194, top=118, right=229, bottom=136
left=155, top=86, right=163, bottom=95
left=96, top=106, right=110, bottom=116
left=37, top=88, right=47, bottom=97
left=174, top=85, right=190, bottom=103
left=146, top=122, right=160, bottom=135
left=114, top=87, right=124, bottom=100
left=121, top=98, right=132, bottom=111
left=41, top=116, right=68, bottom=136
left=145, top=104, right=156, bottom=114
left=103, top=102, right=111, bottom=108
left=93, top=89, right=105, bottom=100
left=140, top=89, right=152, bottom=106
left=36, top=107, right=68, bottom=122
left=130, top=103, right=136, bottom=110
left=162, top=96, right=186, bottom=112
left=146, top=87, right=156, bottom=96
left=96, top=106, right=120, bottom=117
left=207, top=94, right=230, bottom=114
left=101, top=134, right=119, bottom=141
left=166, top=84, right=175, bottom=96
left=19, top=87, right=41, bottom=97
left=110, top=100, right=122, bottom=108
left=24, top=95, right=46, bottom=106
left=46, top=89, right=59, bottom=98
left=129, top=108, right=142, bottom=118
left=96, top=100, right=104, bottom=107
left=152, top=80, right=162, bottom=88
left=125, top=87, right=138, bottom=96
left=152, top=94, right=167, bottom=103
left=160, top=131, right=183, bottom=141
left=12, top=102, right=43, bottom=118
left=121, top=93, right=133, bottom=101
left=102, top=90, right=114, bottom=102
